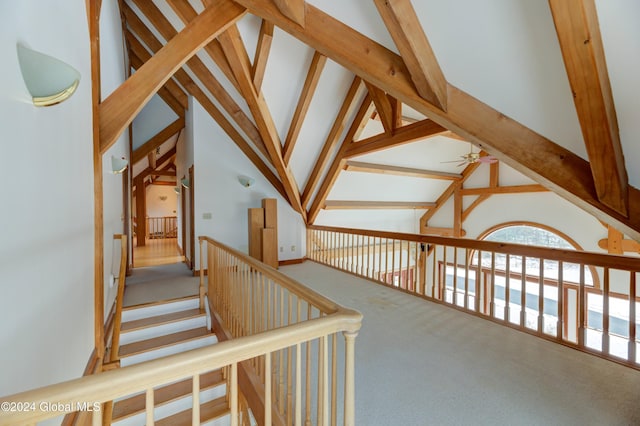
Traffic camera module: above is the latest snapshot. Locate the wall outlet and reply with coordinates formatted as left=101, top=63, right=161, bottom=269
left=290, top=245, right=296, bottom=252
left=202, top=212, right=212, bottom=220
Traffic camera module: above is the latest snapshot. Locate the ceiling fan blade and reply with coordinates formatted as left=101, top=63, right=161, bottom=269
left=477, top=156, right=498, bottom=164
left=456, top=161, right=468, bottom=167
left=440, top=160, right=465, bottom=164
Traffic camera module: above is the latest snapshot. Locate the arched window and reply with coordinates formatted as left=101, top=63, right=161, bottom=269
left=466, top=222, right=598, bottom=339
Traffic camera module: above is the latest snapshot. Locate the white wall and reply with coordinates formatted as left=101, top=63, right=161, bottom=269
left=191, top=98, right=306, bottom=270
left=100, top=0, right=128, bottom=328
left=0, top=0, right=95, bottom=397
left=146, top=185, right=178, bottom=217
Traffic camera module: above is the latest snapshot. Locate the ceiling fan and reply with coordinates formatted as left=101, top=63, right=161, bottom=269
left=441, top=142, right=498, bottom=167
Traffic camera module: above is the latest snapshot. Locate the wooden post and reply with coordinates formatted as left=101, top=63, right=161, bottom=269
left=199, top=237, right=205, bottom=310
left=343, top=331, right=358, bottom=426
left=248, top=208, right=264, bottom=260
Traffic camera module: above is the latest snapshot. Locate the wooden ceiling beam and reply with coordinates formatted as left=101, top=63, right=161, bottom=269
left=271, top=0, right=305, bottom=27
left=100, top=0, right=245, bottom=154
left=129, top=53, right=185, bottom=117
left=132, top=118, right=184, bottom=164
left=164, top=0, right=241, bottom=93
left=460, top=184, right=550, bottom=196
left=252, top=19, right=274, bottom=92
left=219, top=24, right=305, bottom=219
left=283, top=51, right=327, bottom=165
left=307, top=96, right=375, bottom=224
left=134, top=147, right=177, bottom=181
left=364, top=82, right=395, bottom=135
left=420, top=162, right=482, bottom=230
left=324, top=201, right=435, bottom=210
left=301, top=77, right=365, bottom=209
left=373, top=0, right=447, bottom=110
left=127, top=1, right=269, bottom=160
left=549, top=0, right=628, bottom=216
left=344, top=119, right=447, bottom=159
left=126, top=26, right=285, bottom=199
left=234, top=0, right=640, bottom=239
left=344, top=161, right=461, bottom=181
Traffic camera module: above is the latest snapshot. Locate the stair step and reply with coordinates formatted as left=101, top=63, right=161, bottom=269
left=112, top=370, right=224, bottom=422
left=119, top=327, right=213, bottom=358
left=155, top=396, right=230, bottom=426
left=120, top=311, right=207, bottom=345
left=122, top=308, right=205, bottom=332
left=122, top=296, right=199, bottom=322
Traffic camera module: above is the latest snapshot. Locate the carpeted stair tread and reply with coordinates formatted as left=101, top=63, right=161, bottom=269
left=119, top=327, right=212, bottom=358
left=155, top=396, right=229, bottom=426
left=112, top=369, right=224, bottom=421
left=121, top=308, right=205, bottom=332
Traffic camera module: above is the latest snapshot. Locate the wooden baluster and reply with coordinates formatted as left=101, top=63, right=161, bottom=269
left=343, top=331, right=358, bottom=426
left=146, top=388, right=154, bottom=425
left=557, top=261, right=564, bottom=340
left=538, top=259, right=545, bottom=333
left=431, top=244, right=437, bottom=298
left=331, top=333, right=337, bottom=426
left=578, top=264, right=586, bottom=347
left=521, top=256, right=527, bottom=327
left=231, top=363, right=238, bottom=426
left=441, top=246, right=447, bottom=300
left=464, top=248, right=470, bottom=309
left=452, top=247, right=458, bottom=305
left=504, top=254, right=511, bottom=322
left=193, top=374, right=200, bottom=425
left=490, top=252, right=496, bottom=317
left=305, top=306, right=312, bottom=426
left=287, top=294, right=294, bottom=424
left=295, top=343, right=302, bottom=426
left=603, top=267, right=610, bottom=354
left=475, top=250, right=482, bottom=313
left=398, top=241, right=404, bottom=289
left=320, top=335, right=329, bottom=426
left=279, top=289, right=285, bottom=415
left=93, top=406, right=103, bottom=426
left=629, top=272, right=637, bottom=363
left=378, top=238, right=383, bottom=281
left=265, top=352, right=272, bottom=426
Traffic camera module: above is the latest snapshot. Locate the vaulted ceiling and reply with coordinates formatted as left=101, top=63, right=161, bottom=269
left=104, top=0, right=640, bottom=240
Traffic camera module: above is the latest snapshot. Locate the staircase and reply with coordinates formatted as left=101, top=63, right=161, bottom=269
left=110, top=295, right=231, bottom=426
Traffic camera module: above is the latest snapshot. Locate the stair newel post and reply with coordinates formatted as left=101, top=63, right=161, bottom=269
left=343, top=330, right=358, bottom=426
left=230, top=362, right=239, bottom=426
left=199, top=237, right=205, bottom=311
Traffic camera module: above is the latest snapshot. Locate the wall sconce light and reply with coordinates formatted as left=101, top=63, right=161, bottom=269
left=111, top=156, right=128, bottom=174
left=238, top=175, right=255, bottom=188
left=181, top=178, right=190, bottom=188
left=17, top=44, right=81, bottom=107
left=174, top=186, right=181, bottom=194
left=159, top=195, right=167, bottom=201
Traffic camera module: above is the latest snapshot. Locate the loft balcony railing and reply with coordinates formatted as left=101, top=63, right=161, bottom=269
left=307, top=225, right=640, bottom=369
left=0, top=236, right=362, bottom=426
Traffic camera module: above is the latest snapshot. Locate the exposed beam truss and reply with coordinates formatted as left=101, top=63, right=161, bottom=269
left=344, top=161, right=461, bottom=181
left=252, top=19, right=274, bottom=91
left=549, top=0, right=628, bottom=216
left=219, top=24, right=305, bottom=217
left=324, top=201, right=436, bottom=210
left=132, top=118, right=184, bottom=164
left=233, top=0, right=640, bottom=240
left=283, top=51, right=327, bottom=164
left=126, top=0, right=269, bottom=159
left=373, top=0, right=447, bottom=110
left=100, top=0, right=246, bottom=153
left=125, top=10, right=286, bottom=199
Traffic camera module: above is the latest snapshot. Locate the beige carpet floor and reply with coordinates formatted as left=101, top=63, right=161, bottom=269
left=123, top=262, right=199, bottom=307
left=280, top=261, right=640, bottom=426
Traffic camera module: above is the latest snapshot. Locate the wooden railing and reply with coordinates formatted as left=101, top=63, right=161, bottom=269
left=200, top=236, right=362, bottom=425
left=308, top=225, right=640, bottom=368
left=0, top=237, right=361, bottom=426
left=146, top=216, right=177, bottom=239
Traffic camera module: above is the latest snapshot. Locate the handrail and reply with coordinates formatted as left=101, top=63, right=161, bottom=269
left=308, top=225, right=640, bottom=369
left=108, top=233, right=128, bottom=364
left=1, top=235, right=362, bottom=426
left=0, top=314, right=361, bottom=425
left=308, top=225, right=640, bottom=271
left=200, top=235, right=363, bottom=425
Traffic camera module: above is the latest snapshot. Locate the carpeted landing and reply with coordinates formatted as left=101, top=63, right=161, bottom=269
left=280, top=262, right=640, bottom=426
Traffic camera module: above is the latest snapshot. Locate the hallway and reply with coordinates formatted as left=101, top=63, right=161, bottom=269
left=133, top=238, right=184, bottom=268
